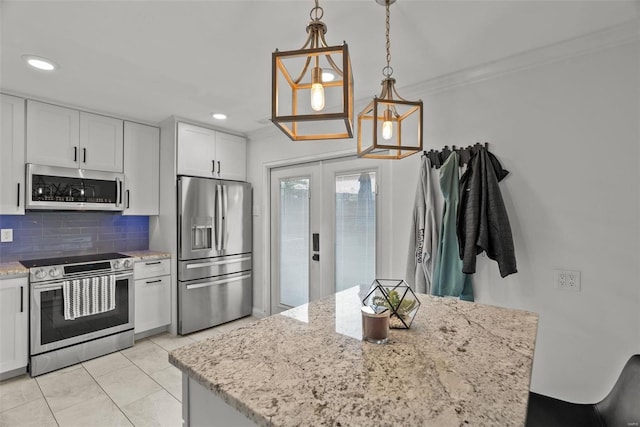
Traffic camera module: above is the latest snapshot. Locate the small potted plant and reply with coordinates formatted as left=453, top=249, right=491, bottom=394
left=362, top=279, right=421, bottom=329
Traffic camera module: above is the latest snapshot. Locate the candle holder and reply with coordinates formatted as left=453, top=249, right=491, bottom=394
left=361, top=279, right=420, bottom=329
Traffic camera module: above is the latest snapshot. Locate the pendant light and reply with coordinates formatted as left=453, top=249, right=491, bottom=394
left=358, top=0, right=423, bottom=159
left=272, top=0, right=354, bottom=141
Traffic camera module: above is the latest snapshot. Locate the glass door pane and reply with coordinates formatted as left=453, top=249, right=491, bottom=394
left=335, top=172, right=376, bottom=291
left=279, top=177, right=310, bottom=307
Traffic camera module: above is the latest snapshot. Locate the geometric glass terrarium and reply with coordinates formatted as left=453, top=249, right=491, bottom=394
left=361, top=279, right=421, bottom=329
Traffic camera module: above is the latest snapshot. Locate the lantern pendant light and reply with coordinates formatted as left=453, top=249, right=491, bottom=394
left=272, top=0, right=354, bottom=141
left=358, top=0, right=423, bottom=159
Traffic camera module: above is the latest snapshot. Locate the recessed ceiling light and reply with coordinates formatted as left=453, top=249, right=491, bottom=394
left=22, top=55, right=58, bottom=71
left=322, top=70, right=336, bottom=82
left=212, top=113, right=227, bottom=120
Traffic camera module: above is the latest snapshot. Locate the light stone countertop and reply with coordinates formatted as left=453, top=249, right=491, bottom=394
left=170, top=286, right=539, bottom=427
left=0, top=261, right=28, bottom=278
left=0, top=250, right=169, bottom=278
left=120, top=250, right=171, bottom=261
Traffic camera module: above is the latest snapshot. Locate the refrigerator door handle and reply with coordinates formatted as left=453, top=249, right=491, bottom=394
left=215, top=184, right=223, bottom=251
left=221, top=184, right=228, bottom=251
left=185, top=257, right=252, bottom=269
left=185, top=273, right=251, bottom=290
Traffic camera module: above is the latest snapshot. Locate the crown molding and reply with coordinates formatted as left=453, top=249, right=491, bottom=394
left=405, top=18, right=640, bottom=99
left=248, top=19, right=639, bottom=142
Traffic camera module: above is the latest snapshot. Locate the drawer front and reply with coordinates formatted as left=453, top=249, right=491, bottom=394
left=178, top=254, right=251, bottom=282
left=134, top=258, right=170, bottom=280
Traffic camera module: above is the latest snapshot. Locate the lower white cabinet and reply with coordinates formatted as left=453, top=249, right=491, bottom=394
left=134, top=259, right=171, bottom=334
left=0, top=276, right=28, bottom=375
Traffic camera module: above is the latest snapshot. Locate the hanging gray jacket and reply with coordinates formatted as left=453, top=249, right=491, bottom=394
left=457, top=148, right=517, bottom=277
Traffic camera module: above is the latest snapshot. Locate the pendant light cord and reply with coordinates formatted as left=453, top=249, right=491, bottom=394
left=383, top=0, right=393, bottom=78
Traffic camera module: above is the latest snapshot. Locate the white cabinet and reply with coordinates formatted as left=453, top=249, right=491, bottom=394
left=216, top=132, right=247, bottom=181
left=134, top=258, right=171, bottom=334
left=123, top=122, right=160, bottom=215
left=177, top=122, right=246, bottom=181
left=0, top=95, right=26, bottom=215
left=80, top=111, right=124, bottom=172
left=0, top=277, right=28, bottom=375
left=26, top=100, right=124, bottom=172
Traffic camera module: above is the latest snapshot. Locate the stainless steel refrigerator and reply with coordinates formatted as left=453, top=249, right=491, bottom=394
left=177, top=176, right=252, bottom=335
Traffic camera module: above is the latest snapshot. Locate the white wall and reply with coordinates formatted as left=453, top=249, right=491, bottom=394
left=247, top=39, right=640, bottom=402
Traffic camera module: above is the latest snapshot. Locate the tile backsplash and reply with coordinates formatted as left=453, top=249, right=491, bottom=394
left=0, top=212, right=148, bottom=262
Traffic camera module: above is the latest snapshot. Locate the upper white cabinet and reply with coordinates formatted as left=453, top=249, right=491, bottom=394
left=177, top=122, right=246, bottom=181
left=177, top=123, right=216, bottom=177
left=0, top=276, right=28, bottom=376
left=0, top=94, right=26, bottom=215
left=80, top=111, right=124, bottom=172
left=216, top=132, right=247, bottom=182
left=123, top=122, right=160, bottom=215
left=26, top=100, right=124, bottom=172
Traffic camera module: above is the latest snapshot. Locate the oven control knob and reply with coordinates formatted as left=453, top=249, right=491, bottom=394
left=113, top=260, right=123, bottom=270
left=34, top=268, right=47, bottom=279
left=48, top=267, right=60, bottom=278
left=123, top=259, right=133, bottom=269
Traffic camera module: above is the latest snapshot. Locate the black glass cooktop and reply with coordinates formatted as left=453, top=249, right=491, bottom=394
left=20, top=252, right=129, bottom=268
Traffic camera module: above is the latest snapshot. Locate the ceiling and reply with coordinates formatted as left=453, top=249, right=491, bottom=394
left=2, top=0, right=638, bottom=136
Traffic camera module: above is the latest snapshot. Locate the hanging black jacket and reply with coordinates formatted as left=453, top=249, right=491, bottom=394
left=457, top=148, right=517, bottom=277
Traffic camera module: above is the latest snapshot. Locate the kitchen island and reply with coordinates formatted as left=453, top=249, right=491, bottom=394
left=169, top=286, right=538, bottom=426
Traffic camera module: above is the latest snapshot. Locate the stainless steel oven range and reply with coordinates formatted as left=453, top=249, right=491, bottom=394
left=21, top=253, right=134, bottom=377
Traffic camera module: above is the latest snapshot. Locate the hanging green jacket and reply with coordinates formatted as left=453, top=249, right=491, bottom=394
left=431, top=151, right=474, bottom=302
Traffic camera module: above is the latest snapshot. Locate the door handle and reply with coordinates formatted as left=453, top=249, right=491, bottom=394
left=17, top=183, right=20, bottom=207
left=221, top=184, right=227, bottom=251
left=215, top=184, right=223, bottom=251
left=217, top=161, right=221, bottom=175
left=145, top=261, right=162, bottom=266
left=212, top=160, right=215, bottom=173
left=185, top=274, right=251, bottom=290
left=313, top=233, right=319, bottom=252
left=83, top=148, right=87, bottom=163
left=20, top=286, right=24, bottom=313
left=145, top=279, right=162, bottom=284
left=73, top=146, right=78, bottom=162
left=126, top=190, right=130, bottom=208
left=185, top=257, right=251, bottom=269
left=115, top=178, right=122, bottom=206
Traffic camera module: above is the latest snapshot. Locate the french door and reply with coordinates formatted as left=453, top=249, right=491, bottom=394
left=270, top=157, right=382, bottom=314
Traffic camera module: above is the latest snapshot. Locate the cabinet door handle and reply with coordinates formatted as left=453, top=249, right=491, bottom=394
left=17, top=183, right=20, bottom=207
left=211, top=160, right=215, bottom=173
left=126, top=190, right=130, bottom=208
left=145, top=279, right=162, bottom=284
left=83, top=148, right=87, bottom=163
left=73, top=146, right=78, bottom=162
left=145, top=261, right=162, bottom=265
left=217, top=161, right=221, bottom=175
left=20, top=286, right=24, bottom=313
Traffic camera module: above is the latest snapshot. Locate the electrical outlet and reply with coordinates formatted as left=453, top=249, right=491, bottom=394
left=1, top=229, right=13, bottom=243
left=554, top=269, right=581, bottom=292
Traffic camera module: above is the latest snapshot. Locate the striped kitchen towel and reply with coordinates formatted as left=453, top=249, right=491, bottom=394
left=62, top=275, right=116, bottom=320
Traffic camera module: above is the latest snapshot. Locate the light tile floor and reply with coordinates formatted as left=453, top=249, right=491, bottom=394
left=0, top=316, right=258, bottom=427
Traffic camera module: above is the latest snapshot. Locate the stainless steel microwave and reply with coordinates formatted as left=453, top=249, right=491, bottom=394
left=26, top=164, right=125, bottom=211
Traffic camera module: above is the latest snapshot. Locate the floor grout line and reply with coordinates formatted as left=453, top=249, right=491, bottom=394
left=83, top=355, right=137, bottom=427
left=1, top=318, right=256, bottom=427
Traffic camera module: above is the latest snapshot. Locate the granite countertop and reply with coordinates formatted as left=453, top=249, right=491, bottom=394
left=0, top=261, right=28, bottom=278
left=170, top=286, right=539, bottom=427
left=0, top=250, right=170, bottom=278
left=120, top=250, right=171, bottom=261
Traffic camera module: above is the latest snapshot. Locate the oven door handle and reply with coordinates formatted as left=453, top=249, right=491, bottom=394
left=33, top=284, right=63, bottom=292
left=33, top=273, right=132, bottom=291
